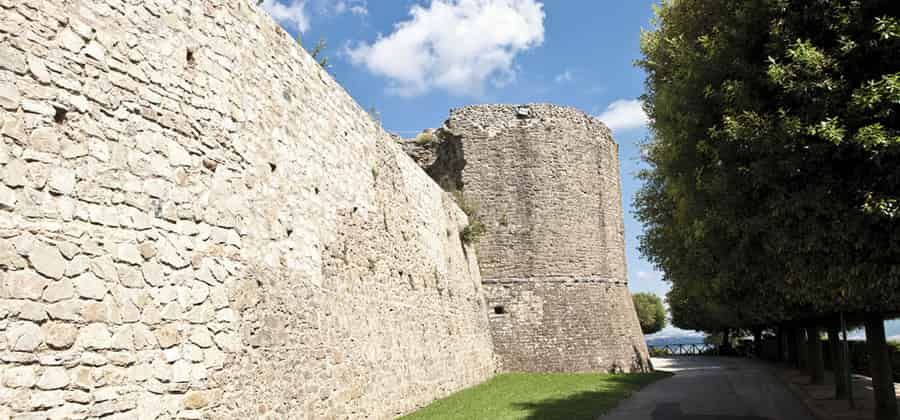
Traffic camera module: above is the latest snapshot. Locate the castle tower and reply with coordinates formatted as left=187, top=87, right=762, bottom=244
left=406, top=104, right=651, bottom=373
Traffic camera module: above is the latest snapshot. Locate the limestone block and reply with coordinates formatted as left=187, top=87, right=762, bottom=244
left=154, top=324, right=179, bottom=348
left=27, top=54, right=51, bottom=84
left=46, top=299, right=81, bottom=321
left=36, top=367, right=70, bottom=390
left=0, top=45, right=27, bottom=74
left=65, top=390, right=92, bottom=404
left=3, top=365, right=36, bottom=388
left=83, top=41, right=106, bottom=62
left=117, top=265, right=144, bottom=288
left=64, top=255, right=90, bottom=277
left=21, top=99, right=55, bottom=116
left=115, top=243, right=142, bottom=265
left=3, top=159, right=27, bottom=188
left=213, top=332, right=240, bottom=353
left=43, top=279, right=74, bottom=302
left=48, top=167, right=76, bottom=195
left=167, top=140, right=191, bottom=167
left=42, top=322, right=78, bottom=349
left=1, top=115, right=26, bottom=143
left=7, top=270, right=49, bottom=300
left=0, top=184, right=15, bottom=209
left=0, top=83, right=20, bottom=110
left=80, top=301, right=107, bottom=322
left=29, top=127, right=60, bottom=154
left=171, top=360, right=190, bottom=382
left=7, top=321, right=43, bottom=351
left=17, top=301, right=47, bottom=322
left=58, top=28, right=85, bottom=53
left=30, top=389, right=65, bottom=409
left=29, top=242, right=66, bottom=280
left=141, top=262, right=165, bottom=287
left=182, top=391, right=209, bottom=409
left=74, top=272, right=106, bottom=300
left=77, top=323, right=112, bottom=350
left=90, top=256, right=118, bottom=282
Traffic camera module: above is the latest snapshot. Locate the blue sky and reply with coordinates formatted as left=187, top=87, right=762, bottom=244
left=260, top=0, right=898, bottom=341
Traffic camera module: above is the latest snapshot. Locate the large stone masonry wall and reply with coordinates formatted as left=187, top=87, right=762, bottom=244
left=0, top=1, right=495, bottom=419
left=403, top=104, right=650, bottom=373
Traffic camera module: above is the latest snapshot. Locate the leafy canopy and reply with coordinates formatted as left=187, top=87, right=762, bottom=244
left=636, top=0, right=900, bottom=331
left=633, top=293, right=667, bottom=334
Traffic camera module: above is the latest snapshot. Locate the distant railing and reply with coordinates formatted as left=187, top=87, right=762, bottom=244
left=648, top=343, right=720, bottom=356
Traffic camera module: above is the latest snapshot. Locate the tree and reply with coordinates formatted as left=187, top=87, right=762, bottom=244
left=632, top=292, right=667, bottom=334
left=636, top=1, right=899, bottom=416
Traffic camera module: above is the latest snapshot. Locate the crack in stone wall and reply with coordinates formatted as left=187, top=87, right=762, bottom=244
left=0, top=1, right=495, bottom=419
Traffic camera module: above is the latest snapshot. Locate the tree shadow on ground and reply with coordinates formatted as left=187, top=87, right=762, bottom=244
left=651, top=403, right=771, bottom=420
left=515, top=394, right=772, bottom=420
left=511, top=374, right=674, bottom=420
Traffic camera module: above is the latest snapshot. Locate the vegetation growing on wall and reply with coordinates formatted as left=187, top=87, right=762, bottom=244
left=452, top=190, right=486, bottom=245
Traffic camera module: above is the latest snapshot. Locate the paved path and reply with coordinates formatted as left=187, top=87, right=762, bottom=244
left=600, top=357, right=816, bottom=420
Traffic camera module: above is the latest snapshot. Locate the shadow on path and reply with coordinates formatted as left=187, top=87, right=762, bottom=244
left=652, top=402, right=772, bottom=420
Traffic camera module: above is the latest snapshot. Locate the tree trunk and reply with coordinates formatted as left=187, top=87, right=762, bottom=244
left=866, top=314, right=898, bottom=420
left=721, top=328, right=733, bottom=355
left=753, top=327, right=763, bottom=359
left=828, top=322, right=849, bottom=399
left=787, top=326, right=799, bottom=367
left=797, top=327, right=809, bottom=370
left=808, top=324, right=825, bottom=385
left=777, top=325, right=786, bottom=363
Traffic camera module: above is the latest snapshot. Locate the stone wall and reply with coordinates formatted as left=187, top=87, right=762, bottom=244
left=404, top=104, right=650, bottom=373
left=0, top=1, right=495, bottom=419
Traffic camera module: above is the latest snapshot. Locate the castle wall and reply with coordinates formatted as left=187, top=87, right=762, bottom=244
left=0, top=1, right=494, bottom=419
left=412, top=104, right=650, bottom=373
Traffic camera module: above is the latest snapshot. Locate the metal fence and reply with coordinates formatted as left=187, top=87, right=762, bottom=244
left=648, top=343, right=720, bottom=356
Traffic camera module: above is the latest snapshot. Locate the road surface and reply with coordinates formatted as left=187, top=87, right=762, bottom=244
left=600, top=357, right=816, bottom=420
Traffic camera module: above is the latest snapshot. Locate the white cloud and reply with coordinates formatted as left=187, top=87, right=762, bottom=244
left=328, top=0, right=367, bottom=16
left=554, top=69, right=573, bottom=84
left=597, top=99, right=649, bottom=132
left=262, top=0, right=310, bottom=34
left=635, top=270, right=662, bottom=282
left=347, top=0, right=545, bottom=96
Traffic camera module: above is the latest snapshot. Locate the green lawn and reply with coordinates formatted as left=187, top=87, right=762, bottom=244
left=400, top=371, right=671, bottom=420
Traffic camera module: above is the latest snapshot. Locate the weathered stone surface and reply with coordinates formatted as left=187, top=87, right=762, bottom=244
left=74, top=273, right=107, bottom=300
left=42, top=322, right=78, bottom=349
left=42, top=279, right=74, bottom=302
left=36, top=367, right=69, bottom=390
left=3, top=159, right=27, bottom=187
left=115, top=244, right=142, bottom=265
left=0, top=184, right=15, bottom=209
left=3, top=366, right=36, bottom=388
left=403, top=104, right=651, bottom=373
left=29, top=243, right=66, bottom=280
left=27, top=54, right=51, bottom=84
left=7, top=321, right=42, bottom=352
left=154, top=324, right=179, bottom=349
left=1, top=2, right=499, bottom=419
left=29, top=127, right=60, bottom=154
left=48, top=167, right=76, bottom=195
left=0, top=83, right=20, bottom=110
left=77, top=323, right=112, bottom=350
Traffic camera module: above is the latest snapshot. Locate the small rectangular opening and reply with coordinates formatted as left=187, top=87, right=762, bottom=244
left=493, top=306, right=506, bottom=315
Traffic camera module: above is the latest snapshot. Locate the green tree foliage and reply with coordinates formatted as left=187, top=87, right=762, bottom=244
left=636, top=0, right=900, bottom=331
left=632, top=293, right=667, bottom=334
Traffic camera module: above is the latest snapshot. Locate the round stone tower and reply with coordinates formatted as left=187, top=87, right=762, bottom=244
left=405, top=104, right=651, bottom=373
